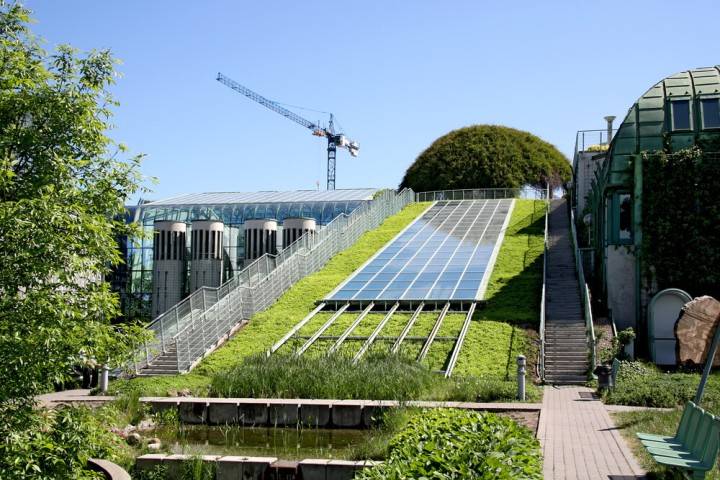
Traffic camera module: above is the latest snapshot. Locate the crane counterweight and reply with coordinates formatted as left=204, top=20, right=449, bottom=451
left=216, top=72, right=358, bottom=190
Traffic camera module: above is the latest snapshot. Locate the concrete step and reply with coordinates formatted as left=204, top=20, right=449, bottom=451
left=544, top=375, right=588, bottom=385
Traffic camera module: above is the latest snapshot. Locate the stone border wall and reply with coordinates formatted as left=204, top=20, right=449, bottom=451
left=135, top=454, right=381, bottom=480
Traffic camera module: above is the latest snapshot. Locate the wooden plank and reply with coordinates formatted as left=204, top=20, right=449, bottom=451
left=444, top=302, right=476, bottom=378
left=417, top=303, right=450, bottom=362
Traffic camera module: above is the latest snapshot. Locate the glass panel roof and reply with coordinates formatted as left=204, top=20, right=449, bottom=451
left=326, top=199, right=514, bottom=302
left=143, top=188, right=378, bottom=206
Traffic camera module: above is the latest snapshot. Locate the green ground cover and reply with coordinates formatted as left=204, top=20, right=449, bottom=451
left=113, top=199, right=544, bottom=399
left=606, top=362, right=720, bottom=478
left=357, top=408, right=543, bottom=479
left=454, top=199, right=544, bottom=377
left=111, top=203, right=431, bottom=396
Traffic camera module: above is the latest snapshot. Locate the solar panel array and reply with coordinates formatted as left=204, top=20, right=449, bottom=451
left=326, top=199, right=513, bottom=302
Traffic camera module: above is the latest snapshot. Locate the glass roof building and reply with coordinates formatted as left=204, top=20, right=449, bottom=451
left=119, top=188, right=378, bottom=320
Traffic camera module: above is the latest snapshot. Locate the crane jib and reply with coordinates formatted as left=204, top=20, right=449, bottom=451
left=216, top=72, right=359, bottom=190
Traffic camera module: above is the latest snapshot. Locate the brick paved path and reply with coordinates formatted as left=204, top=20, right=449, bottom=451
left=538, top=386, right=646, bottom=479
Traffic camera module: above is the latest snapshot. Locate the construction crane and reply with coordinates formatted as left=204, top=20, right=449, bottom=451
left=216, top=72, right=359, bottom=190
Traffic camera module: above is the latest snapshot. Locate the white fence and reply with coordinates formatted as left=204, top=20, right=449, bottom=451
left=129, top=188, right=414, bottom=374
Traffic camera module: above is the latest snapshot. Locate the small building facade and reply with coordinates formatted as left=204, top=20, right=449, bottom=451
left=577, top=65, right=720, bottom=342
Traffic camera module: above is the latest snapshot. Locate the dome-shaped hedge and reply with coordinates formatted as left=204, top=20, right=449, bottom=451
left=400, top=125, right=571, bottom=192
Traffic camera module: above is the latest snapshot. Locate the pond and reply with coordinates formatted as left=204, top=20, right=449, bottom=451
left=153, top=425, right=377, bottom=460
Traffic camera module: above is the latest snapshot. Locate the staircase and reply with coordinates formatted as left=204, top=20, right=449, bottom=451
left=137, top=345, right=178, bottom=376
left=543, top=198, right=589, bottom=384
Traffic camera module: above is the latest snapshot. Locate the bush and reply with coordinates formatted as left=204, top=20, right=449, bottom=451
left=356, top=409, right=542, bottom=479
left=399, top=125, right=571, bottom=192
left=603, top=361, right=716, bottom=409
left=0, top=404, right=130, bottom=479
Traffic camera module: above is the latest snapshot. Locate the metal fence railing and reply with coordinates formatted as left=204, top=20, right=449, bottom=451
left=569, top=206, right=596, bottom=375
left=128, top=188, right=414, bottom=374
left=538, top=188, right=550, bottom=382
left=415, top=186, right=549, bottom=202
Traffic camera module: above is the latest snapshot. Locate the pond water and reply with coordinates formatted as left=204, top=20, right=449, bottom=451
left=153, top=425, right=374, bottom=460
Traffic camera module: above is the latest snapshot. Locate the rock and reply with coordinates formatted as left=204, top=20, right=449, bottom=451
left=147, top=437, right=161, bottom=445
left=146, top=442, right=161, bottom=451
left=676, top=296, right=720, bottom=367
left=126, top=433, right=142, bottom=446
left=179, top=388, right=191, bottom=397
left=136, top=419, right=155, bottom=431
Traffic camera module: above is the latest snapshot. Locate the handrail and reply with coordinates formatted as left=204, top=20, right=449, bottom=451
left=539, top=187, right=550, bottom=382
left=569, top=206, right=596, bottom=373
left=414, top=187, right=545, bottom=203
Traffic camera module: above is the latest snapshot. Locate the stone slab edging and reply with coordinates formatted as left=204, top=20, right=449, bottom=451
left=135, top=454, right=382, bottom=480
left=139, top=397, right=542, bottom=428
left=87, top=458, right=131, bottom=480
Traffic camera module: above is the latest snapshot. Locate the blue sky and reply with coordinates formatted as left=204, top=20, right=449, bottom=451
left=25, top=1, right=719, bottom=201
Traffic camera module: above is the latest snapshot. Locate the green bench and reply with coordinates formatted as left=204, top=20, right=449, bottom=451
left=637, top=401, right=720, bottom=479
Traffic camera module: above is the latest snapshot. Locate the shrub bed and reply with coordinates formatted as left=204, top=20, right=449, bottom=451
left=604, top=361, right=720, bottom=409
left=356, top=408, right=543, bottom=479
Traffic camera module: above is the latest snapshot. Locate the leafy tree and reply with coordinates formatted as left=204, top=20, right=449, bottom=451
left=0, top=3, right=146, bottom=405
left=400, top=125, right=571, bottom=192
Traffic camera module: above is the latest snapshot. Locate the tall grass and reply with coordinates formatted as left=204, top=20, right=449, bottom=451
left=210, top=353, right=436, bottom=401
left=209, top=353, right=540, bottom=402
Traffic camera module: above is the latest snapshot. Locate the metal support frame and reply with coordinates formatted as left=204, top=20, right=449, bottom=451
left=391, top=303, right=424, bottom=354
left=417, top=302, right=450, bottom=362
left=353, top=303, right=399, bottom=363
left=444, top=302, right=476, bottom=377
left=268, top=302, right=326, bottom=355
left=295, top=303, right=349, bottom=356
left=694, top=310, right=720, bottom=405
left=327, top=138, right=337, bottom=191
left=328, top=303, right=374, bottom=355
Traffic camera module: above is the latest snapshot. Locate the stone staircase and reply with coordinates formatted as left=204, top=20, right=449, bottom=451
left=544, top=198, right=589, bottom=384
left=136, top=345, right=178, bottom=376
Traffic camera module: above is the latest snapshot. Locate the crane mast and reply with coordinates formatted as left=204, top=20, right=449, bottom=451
left=216, top=73, right=358, bottom=190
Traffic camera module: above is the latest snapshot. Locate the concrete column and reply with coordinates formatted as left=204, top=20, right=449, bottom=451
left=190, top=220, right=224, bottom=292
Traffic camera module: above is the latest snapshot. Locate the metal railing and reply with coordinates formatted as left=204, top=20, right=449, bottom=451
left=538, top=188, right=550, bottom=382
left=128, top=188, right=414, bottom=374
left=569, top=207, right=596, bottom=373
left=574, top=128, right=617, bottom=154
left=415, top=188, right=526, bottom=202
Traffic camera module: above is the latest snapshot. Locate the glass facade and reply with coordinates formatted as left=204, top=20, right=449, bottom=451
left=119, top=199, right=367, bottom=320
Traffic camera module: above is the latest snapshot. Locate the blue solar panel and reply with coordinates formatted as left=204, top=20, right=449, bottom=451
left=325, top=199, right=514, bottom=302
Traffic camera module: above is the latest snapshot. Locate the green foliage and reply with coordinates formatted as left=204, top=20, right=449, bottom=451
left=181, top=457, right=216, bottom=480
left=0, top=2, right=148, bottom=403
left=112, top=203, right=431, bottom=396
left=400, top=125, right=571, bottom=191
left=209, top=353, right=540, bottom=403
left=356, top=409, right=542, bottom=479
left=455, top=200, right=544, bottom=377
left=641, top=148, right=720, bottom=298
left=133, top=465, right=168, bottom=480
left=210, top=353, right=439, bottom=401
left=0, top=405, right=130, bottom=479
left=603, top=361, right=720, bottom=409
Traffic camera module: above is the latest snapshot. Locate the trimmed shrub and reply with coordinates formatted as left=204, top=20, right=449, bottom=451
left=603, top=361, right=720, bottom=409
left=356, top=409, right=542, bottom=479
left=400, top=125, right=570, bottom=192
